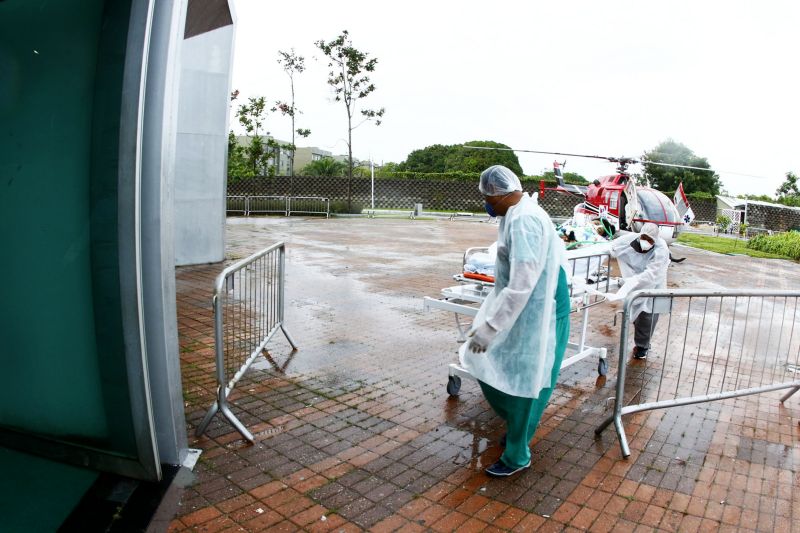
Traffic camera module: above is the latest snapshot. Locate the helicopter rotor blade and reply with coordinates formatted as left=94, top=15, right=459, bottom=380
left=462, top=144, right=773, bottom=180
left=461, top=145, right=612, bottom=161
left=640, top=160, right=713, bottom=172
left=641, top=160, right=772, bottom=179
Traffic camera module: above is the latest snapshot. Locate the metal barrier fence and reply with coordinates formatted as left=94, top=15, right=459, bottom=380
left=249, top=195, right=288, bottom=216
left=288, top=196, right=330, bottom=218
left=226, top=195, right=248, bottom=216
left=195, top=242, right=297, bottom=442
left=226, top=196, right=329, bottom=217
left=596, top=289, right=800, bottom=457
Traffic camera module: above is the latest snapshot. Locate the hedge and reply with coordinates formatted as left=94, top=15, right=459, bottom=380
left=747, top=231, right=800, bottom=260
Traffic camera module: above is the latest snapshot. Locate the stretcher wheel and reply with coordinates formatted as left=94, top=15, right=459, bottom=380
left=446, top=376, right=461, bottom=396
left=598, top=358, right=608, bottom=376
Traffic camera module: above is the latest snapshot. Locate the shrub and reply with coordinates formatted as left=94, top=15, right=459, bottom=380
left=716, top=215, right=731, bottom=232
left=747, top=232, right=800, bottom=260
left=301, top=157, right=347, bottom=177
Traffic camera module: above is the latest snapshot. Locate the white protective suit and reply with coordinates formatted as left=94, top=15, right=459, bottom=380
left=609, top=229, right=670, bottom=319
left=459, top=193, right=565, bottom=399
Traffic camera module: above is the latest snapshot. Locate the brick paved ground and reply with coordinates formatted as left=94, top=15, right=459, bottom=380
left=170, top=217, right=799, bottom=532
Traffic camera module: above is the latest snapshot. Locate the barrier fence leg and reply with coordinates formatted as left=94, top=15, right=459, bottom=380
left=195, top=385, right=256, bottom=443
left=595, top=301, right=632, bottom=457
left=281, top=324, right=298, bottom=351
left=594, top=414, right=614, bottom=436
left=195, top=394, right=220, bottom=437
left=220, top=400, right=255, bottom=443
left=779, top=385, right=800, bottom=403
left=614, top=415, right=631, bottom=458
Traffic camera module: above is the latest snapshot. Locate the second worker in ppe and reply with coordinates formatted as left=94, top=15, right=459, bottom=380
left=460, top=165, right=571, bottom=478
left=607, top=222, right=671, bottom=359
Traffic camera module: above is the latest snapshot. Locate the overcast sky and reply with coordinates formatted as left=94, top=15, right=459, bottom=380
left=230, top=0, right=799, bottom=196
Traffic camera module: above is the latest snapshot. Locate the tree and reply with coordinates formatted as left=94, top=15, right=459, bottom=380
left=234, top=95, right=282, bottom=176
left=226, top=90, right=252, bottom=181
left=738, top=193, right=774, bottom=202
left=275, top=49, right=311, bottom=180
left=449, top=141, right=524, bottom=175
left=300, top=157, right=347, bottom=177
left=227, top=131, right=251, bottom=182
left=399, top=141, right=524, bottom=175
left=776, top=171, right=799, bottom=199
left=315, top=30, right=384, bottom=210
left=380, top=162, right=401, bottom=172
left=641, top=139, right=721, bottom=195
left=400, top=144, right=452, bottom=173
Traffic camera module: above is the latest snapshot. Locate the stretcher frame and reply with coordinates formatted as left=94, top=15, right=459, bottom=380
left=423, top=245, right=618, bottom=395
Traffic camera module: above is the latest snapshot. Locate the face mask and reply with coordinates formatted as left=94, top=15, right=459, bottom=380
left=639, top=239, right=653, bottom=252
left=484, top=201, right=497, bottom=217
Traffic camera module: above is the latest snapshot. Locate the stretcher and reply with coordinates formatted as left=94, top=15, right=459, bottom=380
left=423, top=243, right=620, bottom=395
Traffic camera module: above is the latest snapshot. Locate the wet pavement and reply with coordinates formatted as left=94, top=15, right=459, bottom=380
left=171, top=217, right=799, bottom=532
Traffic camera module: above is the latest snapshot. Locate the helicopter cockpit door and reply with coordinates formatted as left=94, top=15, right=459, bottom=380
left=622, top=177, right=640, bottom=232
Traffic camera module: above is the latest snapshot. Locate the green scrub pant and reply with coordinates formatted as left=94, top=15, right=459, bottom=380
left=478, top=315, right=570, bottom=469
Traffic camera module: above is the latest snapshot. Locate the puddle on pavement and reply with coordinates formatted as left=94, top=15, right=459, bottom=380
left=245, top=257, right=439, bottom=376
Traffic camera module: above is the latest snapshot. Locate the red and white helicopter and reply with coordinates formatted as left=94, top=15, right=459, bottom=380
left=463, top=145, right=698, bottom=243
left=544, top=156, right=692, bottom=243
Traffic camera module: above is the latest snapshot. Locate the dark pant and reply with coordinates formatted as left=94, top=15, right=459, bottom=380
left=634, top=312, right=659, bottom=349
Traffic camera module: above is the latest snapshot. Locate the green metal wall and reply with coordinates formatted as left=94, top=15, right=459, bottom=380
left=0, top=0, right=138, bottom=456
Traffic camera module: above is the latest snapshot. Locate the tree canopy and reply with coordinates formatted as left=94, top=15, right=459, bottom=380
left=399, top=141, right=524, bottom=176
left=775, top=171, right=800, bottom=206
left=227, top=93, right=288, bottom=181
left=640, top=139, right=721, bottom=195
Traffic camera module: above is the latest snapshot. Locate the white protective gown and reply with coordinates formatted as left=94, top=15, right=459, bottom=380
left=610, top=232, right=670, bottom=319
left=459, top=193, right=565, bottom=399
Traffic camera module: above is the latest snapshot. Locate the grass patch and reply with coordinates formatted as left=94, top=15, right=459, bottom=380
left=676, top=233, right=794, bottom=260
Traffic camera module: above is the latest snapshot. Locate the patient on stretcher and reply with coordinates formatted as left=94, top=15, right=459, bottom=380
left=463, top=242, right=496, bottom=281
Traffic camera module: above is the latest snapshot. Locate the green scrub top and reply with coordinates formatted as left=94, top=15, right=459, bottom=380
left=555, top=267, right=571, bottom=319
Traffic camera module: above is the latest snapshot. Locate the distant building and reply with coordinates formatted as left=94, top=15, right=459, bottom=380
left=715, top=195, right=800, bottom=233
left=294, top=146, right=333, bottom=174
left=234, top=140, right=371, bottom=175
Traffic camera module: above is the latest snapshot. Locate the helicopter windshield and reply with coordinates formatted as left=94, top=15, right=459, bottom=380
left=637, top=188, right=681, bottom=224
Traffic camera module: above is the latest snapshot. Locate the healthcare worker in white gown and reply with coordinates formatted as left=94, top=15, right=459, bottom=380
left=607, top=222, right=670, bottom=359
left=461, top=165, right=571, bottom=477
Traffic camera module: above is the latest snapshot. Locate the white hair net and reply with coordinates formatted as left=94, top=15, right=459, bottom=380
left=640, top=222, right=660, bottom=241
left=479, top=165, right=522, bottom=196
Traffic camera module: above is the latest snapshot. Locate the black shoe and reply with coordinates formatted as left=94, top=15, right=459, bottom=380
left=632, top=347, right=648, bottom=360
left=486, top=459, right=531, bottom=477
